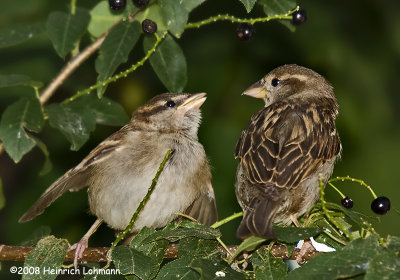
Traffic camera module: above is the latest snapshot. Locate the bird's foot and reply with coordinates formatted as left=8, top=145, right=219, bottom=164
left=68, top=237, right=88, bottom=268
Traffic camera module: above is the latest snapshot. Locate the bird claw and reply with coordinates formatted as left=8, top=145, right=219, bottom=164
left=68, top=237, right=89, bottom=267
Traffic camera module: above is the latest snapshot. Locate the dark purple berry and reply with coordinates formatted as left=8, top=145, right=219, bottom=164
left=236, top=23, right=254, bottom=41
left=291, top=9, right=307, bottom=26
left=371, top=196, right=391, bottom=215
left=142, top=19, right=157, bottom=34
left=133, top=0, right=149, bottom=8
left=341, top=196, right=354, bottom=209
left=109, top=0, right=126, bottom=11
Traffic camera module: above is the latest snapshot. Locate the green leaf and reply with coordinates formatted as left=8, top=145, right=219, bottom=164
left=190, top=259, right=245, bottom=280
left=156, top=257, right=199, bottom=279
left=46, top=95, right=127, bottom=150
left=112, top=245, right=159, bottom=279
left=136, top=5, right=168, bottom=32
left=87, top=1, right=125, bottom=38
left=20, top=226, right=51, bottom=246
left=238, top=0, right=257, bottom=13
left=0, top=23, right=45, bottom=48
left=78, top=94, right=129, bottom=126
left=143, top=34, right=187, bottom=92
left=95, top=20, right=141, bottom=97
left=0, top=74, right=43, bottom=88
left=0, top=178, right=5, bottom=210
left=259, top=0, right=296, bottom=31
left=46, top=7, right=91, bottom=58
left=287, top=236, right=380, bottom=280
left=260, top=0, right=296, bottom=15
left=23, top=236, right=69, bottom=280
left=252, top=248, right=287, bottom=280
left=129, top=227, right=169, bottom=279
left=46, top=102, right=96, bottom=151
left=274, top=226, right=321, bottom=243
left=83, top=275, right=112, bottom=280
left=229, top=236, right=266, bottom=261
left=365, top=248, right=400, bottom=280
left=182, top=0, right=207, bottom=12
left=0, top=97, right=44, bottom=162
left=386, top=235, right=400, bottom=254
left=159, top=0, right=189, bottom=38
left=179, top=237, right=220, bottom=260
left=142, top=222, right=221, bottom=243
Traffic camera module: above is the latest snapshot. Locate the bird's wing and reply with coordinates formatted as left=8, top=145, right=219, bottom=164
left=235, top=101, right=340, bottom=190
left=19, top=127, right=128, bottom=223
left=184, top=181, right=218, bottom=226
left=235, top=101, right=340, bottom=238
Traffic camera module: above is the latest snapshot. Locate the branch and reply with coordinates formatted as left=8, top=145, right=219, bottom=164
left=0, top=244, right=321, bottom=263
left=185, top=6, right=298, bottom=29
left=38, top=34, right=106, bottom=105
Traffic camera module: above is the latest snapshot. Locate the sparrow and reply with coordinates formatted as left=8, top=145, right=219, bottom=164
left=19, top=92, right=218, bottom=266
left=234, top=64, right=341, bottom=239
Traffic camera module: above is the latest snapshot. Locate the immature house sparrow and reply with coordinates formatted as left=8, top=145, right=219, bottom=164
left=19, top=92, right=217, bottom=265
left=235, top=64, right=341, bottom=239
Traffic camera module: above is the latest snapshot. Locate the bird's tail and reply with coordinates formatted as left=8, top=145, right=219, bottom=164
left=236, top=197, right=280, bottom=239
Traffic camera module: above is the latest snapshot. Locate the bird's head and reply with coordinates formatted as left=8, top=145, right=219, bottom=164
left=242, top=64, right=336, bottom=107
left=131, top=92, right=207, bottom=136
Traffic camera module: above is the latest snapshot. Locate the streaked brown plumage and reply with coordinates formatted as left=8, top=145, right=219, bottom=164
left=235, top=64, right=341, bottom=239
left=19, top=92, right=217, bottom=265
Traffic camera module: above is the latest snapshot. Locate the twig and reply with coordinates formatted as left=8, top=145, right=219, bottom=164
left=319, top=175, right=351, bottom=239
left=110, top=149, right=173, bottom=249
left=39, top=34, right=107, bottom=105
left=185, top=6, right=299, bottom=29
left=0, top=244, right=321, bottom=263
left=66, top=31, right=168, bottom=103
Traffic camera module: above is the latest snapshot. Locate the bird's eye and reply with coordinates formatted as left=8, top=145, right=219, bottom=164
left=166, top=100, right=176, bottom=108
left=271, top=78, right=280, bottom=87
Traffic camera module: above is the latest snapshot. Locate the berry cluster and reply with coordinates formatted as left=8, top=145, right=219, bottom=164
left=341, top=194, right=390, bottom=215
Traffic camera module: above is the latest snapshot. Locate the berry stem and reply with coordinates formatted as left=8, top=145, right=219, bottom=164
left=329, top=176, right=378, bottom=199
left=70, top=0, right=77, bottom=14
left=211, top=212, right=243, bottom=229
left=327, top=182, right=345, bottom=198
left=105, top=149, right=173, bottom=267
left=319, top=175, right=351, bottom=239
left=66, top=31, right=168, bottom=103
left=185, top=6, right=299, bottom=29
left=216, top=237, right=234, bottom=258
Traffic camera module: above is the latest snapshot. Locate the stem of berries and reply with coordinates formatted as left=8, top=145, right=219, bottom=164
left=328, top=176, right=391, bottom=215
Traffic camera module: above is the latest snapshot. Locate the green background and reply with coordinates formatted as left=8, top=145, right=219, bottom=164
left=0, top=0, right=399, bottom=259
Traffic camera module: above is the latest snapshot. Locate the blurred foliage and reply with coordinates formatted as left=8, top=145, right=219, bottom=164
left=0, top=0, right=399, bottom=276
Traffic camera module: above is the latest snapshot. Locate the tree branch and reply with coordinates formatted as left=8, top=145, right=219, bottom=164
left=38, top=34, right=106, bottom=105
left=0, top=244, right=321, bottom=263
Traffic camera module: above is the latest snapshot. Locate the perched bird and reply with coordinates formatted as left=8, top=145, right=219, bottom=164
left=235, top=64, right=341, bottom=239
left=19, top=92, right=217, bottom=266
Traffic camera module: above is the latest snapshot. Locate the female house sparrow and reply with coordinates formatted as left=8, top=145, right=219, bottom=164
left=19, top=92, right=217, bottom=265
left=235, top=64, right=341, bottom=239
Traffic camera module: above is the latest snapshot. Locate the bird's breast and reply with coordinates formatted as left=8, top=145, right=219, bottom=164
left=88, top=135, right=207, bottom=231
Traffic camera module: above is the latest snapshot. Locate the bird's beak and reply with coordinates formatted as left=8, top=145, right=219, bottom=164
left=242, top=81, right=267, bottom=99
left=178, top=92, right=207, bottom=111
